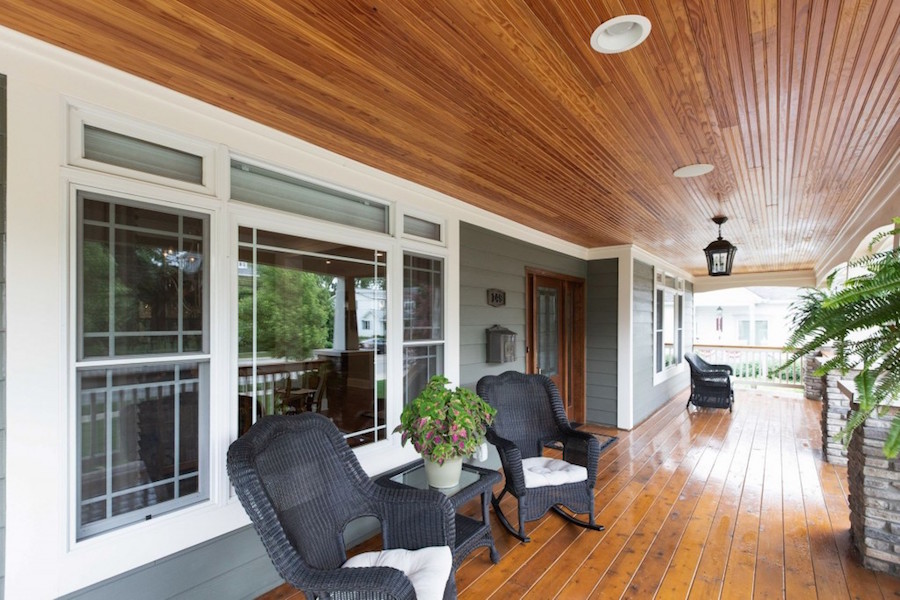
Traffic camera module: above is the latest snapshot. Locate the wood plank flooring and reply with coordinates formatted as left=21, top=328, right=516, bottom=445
left=258, top=389, right=900, bottom=599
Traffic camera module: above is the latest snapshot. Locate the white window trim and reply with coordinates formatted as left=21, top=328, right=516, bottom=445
left=652, top=267, right=687, bottom=385
left=401, top=250, right=448, bottom=409
left=62, top=174, right=218, bottom=555
left=67, top=103, right=218, bottom=196
left=71, top=185, right=214, bottom=541
left=5, top=41, right=467, bottom=596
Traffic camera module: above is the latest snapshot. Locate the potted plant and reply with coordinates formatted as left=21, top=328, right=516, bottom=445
left=779, top=218, right=900, bottom=457
left=395, top=375, right=496, bottom=488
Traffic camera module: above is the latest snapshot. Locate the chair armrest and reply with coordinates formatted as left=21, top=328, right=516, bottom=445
left=300, top=565, right=417, bottom=600
left=374, top=486, right=456, bottom=551
left=487, top=428, right=527, bottom=494
left=707, top=363, right=733, bottom=374
left=559, top=428, right=601, bottom=482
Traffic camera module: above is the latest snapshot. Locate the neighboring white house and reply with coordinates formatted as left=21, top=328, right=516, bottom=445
left=694, top=287, right=805, bottom=347
left=356, top=287, right=387, bottom=340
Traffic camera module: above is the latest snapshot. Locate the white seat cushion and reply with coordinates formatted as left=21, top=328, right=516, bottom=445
left=522, top=456, right=588, bottom=488
left=342, top=545, right=452, bottom=600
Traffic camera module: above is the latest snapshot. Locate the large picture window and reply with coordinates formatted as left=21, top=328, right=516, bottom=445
left=76, top=193, right=209, bottom=539
left=237, top=227, right=387, bottom=446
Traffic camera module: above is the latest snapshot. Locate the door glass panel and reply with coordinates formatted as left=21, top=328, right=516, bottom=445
left=537, top=286, right=559, bottom=377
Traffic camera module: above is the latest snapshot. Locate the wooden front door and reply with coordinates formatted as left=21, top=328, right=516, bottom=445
left=526, top=269, right=585, bottom=422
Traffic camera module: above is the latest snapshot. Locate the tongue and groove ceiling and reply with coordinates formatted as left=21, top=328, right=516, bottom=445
left=3, top=0, right=899, bottom=275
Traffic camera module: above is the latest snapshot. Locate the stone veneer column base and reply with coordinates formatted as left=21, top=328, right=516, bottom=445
left=803, top=353, right=824, bottom=400
left=848, top=406, right=900, bottom=576
left=821, top=366, right=850, bottom=465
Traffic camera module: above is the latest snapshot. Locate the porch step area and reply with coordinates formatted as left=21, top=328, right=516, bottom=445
left=259, top=389, right=900, bottom=599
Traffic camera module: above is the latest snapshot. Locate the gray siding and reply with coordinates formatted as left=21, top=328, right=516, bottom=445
left=60, top=528, right=281, bottom=600
left=585, top=258, right=617, bottom=425
left=0, top=73, right=6, bottom=600
left=459, top=223, right=586, bottom=391
left=632, top=260, right=691, bottom=425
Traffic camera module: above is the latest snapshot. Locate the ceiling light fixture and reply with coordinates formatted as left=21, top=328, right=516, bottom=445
left=673, top=163, right=715, bottom=178
left=590, top=15, right=652, bottom=54
left=703, top=216, right=738, bottom=276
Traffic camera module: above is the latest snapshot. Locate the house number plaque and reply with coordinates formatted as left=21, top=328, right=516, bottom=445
left=487, top=288, right=506, bottom=307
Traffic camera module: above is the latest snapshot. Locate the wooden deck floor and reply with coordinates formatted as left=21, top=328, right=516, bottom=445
left=259, top=389, right=900, bottom=599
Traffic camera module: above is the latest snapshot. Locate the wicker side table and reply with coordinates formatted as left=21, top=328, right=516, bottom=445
left=376, top=460, right=501, bottom=566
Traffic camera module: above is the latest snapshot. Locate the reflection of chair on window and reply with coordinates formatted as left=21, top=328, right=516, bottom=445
left=238, top=394, right=265, bottom=437
left=278, top=362, right=329, bottom=414
left=316, top=350, right=375, bottom=434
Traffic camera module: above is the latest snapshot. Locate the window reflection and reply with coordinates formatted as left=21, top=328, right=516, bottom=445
left=238, top=228, right=386, bottom=445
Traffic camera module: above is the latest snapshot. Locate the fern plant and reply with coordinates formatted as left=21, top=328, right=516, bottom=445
left=780, top=219, right=900, bottom=457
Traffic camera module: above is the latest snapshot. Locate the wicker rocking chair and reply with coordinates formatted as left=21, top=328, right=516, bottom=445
left=476, top=371, right=603, bottom=542
left=227, top=413, right=457, bottom=599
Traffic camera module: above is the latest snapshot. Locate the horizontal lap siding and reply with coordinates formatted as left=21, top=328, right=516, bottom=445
left=60, top=528, right=280, bottom=600
left=586, top=258, right=617, bottom=425
left=459, top=223, right=586, bottom=391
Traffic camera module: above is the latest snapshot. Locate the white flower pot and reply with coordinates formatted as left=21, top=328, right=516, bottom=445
left=423, top=456, right=463, bottom=488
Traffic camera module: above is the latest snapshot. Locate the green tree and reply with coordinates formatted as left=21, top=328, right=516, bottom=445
left=239, top=265, right=333, bottom=359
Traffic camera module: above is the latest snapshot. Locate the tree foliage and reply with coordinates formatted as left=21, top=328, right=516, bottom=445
left=780, top=219, right=900, bottom=457
left=239, top=266, right=333, bottom=360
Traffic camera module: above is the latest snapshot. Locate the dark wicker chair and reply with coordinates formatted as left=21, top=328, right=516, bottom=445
left=227, top=413, right=457, bottom=600
left=476, top=371, right=603, bottom=542
left=684, top=352, right=734, bottom=411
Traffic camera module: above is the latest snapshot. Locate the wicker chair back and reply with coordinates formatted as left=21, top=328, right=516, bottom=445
left=478, top=371, right=565, bottom=458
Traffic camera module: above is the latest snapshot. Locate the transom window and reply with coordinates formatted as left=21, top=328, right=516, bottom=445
left=76, top=193, right=209, bottom=539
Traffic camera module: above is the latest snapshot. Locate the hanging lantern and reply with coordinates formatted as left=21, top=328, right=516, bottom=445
left=703, top=216, right=737, bottom=276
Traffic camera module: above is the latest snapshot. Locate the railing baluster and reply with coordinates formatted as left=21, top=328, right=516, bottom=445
left=692, top=344, right=802, bottom=390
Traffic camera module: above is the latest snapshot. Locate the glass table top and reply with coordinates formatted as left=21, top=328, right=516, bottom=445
left=388, top=463, right=482, bottom=496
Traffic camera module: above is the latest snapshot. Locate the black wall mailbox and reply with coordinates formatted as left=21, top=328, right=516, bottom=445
left=486, top=325, right=517, bottom=363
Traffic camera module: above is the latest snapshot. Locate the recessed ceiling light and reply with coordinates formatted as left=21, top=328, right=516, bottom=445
left=673, top=163, right=715, bottom=178
left=590, top=15, right=652, bottom=54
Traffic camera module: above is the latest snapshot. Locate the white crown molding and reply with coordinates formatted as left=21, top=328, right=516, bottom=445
left=693, top=269, right=816, bottom=293
left=586, top=244, right=695, bottom=283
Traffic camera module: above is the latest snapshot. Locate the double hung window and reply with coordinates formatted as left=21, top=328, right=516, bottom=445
left=654, top=270, right=684, bottom=375
left=402, top=254, right=444, bottom=404
left=76, top=193, right=209, bottom=539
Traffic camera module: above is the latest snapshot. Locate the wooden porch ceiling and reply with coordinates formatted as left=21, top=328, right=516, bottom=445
left=262, top=389, right=900, bottom=598
left=2, top=1, right=900, bottom=275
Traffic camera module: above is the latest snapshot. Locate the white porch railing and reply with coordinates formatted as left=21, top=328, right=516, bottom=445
left=693, top=344, right=803, bottom=389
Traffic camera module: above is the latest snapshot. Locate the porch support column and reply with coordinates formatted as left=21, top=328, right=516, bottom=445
left=617, top=250, right=634, bottom=430
left=848, top=401, right=900, bottom=576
